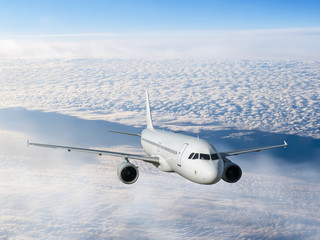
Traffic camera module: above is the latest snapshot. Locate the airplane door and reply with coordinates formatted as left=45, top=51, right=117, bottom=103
left=177, top=143, right=189, bottom=167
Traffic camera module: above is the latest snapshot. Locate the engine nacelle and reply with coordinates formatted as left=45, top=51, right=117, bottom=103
left=222, top=159, right=242, bottom=183
left=117, top=162, right=139, bottom=184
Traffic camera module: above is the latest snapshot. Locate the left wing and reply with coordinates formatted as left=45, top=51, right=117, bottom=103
left=27, top=141, right=159, bottom=163
left=219, top=141, right=288, bottom=157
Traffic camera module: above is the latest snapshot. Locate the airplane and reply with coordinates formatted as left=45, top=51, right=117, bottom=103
left=28, top=91, right=288, bottom=185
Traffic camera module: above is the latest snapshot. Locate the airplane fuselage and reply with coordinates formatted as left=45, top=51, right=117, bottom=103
left=141, top=128, right=224, bottom=184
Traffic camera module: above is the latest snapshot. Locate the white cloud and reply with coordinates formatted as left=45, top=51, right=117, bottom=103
left=1, top=58, right=319, bottom=138
left=1, top=28, right=320, bottom=59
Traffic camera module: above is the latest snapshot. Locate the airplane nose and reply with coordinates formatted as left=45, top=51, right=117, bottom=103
left=202, top=159, right=223, bottom=184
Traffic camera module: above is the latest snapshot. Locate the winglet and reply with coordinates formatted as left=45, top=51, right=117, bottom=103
left=284, top=140, right=288, bottom=148
left=146, top=90, right=154, bottom=129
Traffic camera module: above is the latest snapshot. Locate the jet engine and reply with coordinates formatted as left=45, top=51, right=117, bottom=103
left=117, top=162, right=139, bottom=184
left=222, top=158, right=242, bottom=183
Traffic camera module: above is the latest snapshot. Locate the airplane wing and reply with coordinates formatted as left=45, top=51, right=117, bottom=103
left=219, top=141, right=288, bottom=157
left=27, top=141, right=159, bottom=163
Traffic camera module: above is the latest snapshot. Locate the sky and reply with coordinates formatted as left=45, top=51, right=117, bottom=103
left=0, top=1, right=320, bottom=59
left=0, top=0, right=320, bottom=34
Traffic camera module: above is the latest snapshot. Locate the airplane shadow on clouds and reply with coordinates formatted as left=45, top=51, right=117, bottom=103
left=0, top=107, right=142, bottom=148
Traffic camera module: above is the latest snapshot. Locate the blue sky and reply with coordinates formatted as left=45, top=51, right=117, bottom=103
left=0, top=1, right=319, bottom=59
left=0, top=0, right=320, bottom=35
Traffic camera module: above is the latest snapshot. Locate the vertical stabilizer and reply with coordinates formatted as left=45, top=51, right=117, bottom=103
left=146, top=90, right=154, bottom=129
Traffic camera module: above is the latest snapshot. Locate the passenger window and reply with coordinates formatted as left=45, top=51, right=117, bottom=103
left=192, top=153, right=199, bottom=159
left=188, top=153, right=194, bottom=159
left=200, top=154, right=210, bottom=160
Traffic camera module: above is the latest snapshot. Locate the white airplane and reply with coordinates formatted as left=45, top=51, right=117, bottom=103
left=28, top=91, right=287, bottom=185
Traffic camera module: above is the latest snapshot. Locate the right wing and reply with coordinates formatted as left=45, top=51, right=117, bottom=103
left=219, top=141, right=288, bottom=157
left=27, top=141, right=159, bottom=163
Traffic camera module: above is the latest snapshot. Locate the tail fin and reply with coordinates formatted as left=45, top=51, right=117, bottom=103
left=146, top=90, right=154, bottom=129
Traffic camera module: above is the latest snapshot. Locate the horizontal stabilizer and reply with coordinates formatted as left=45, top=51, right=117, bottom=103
left=107, top=130, right=140, bottom=137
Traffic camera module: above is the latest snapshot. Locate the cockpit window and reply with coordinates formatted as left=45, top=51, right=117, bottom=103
left=200, top=154, right=210, bottom=160
left=211, top=154, right=219, bottom=160
left=190, top=153, right=218, bottom=160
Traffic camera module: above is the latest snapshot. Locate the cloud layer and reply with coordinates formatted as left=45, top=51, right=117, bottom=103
left=1, top=58, right=319, bottom=138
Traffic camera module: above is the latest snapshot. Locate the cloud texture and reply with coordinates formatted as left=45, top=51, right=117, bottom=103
left=1, top=58, right=319, bottom=138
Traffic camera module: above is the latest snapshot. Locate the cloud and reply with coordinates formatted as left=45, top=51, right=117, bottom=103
left=1, top=58, right=319, bottom=138
left=1, top=28, right=320, bottom=59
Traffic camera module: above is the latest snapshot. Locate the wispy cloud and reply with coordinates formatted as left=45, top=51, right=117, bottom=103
left=1, top=28, right=320, bottom=59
